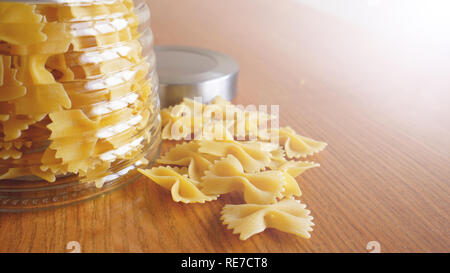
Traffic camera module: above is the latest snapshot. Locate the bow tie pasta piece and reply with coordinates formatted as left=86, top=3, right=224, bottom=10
left=197, top=119, right=235, bottom=141
left=267, top=145, right=287, bottom=170
left=45, top=54, right=75, bottom=82
left=138, top=166, right=218, bottom=204
left=0, top=3, right=43, bottom=24
left=277, top=161, right=320, bottom=197
left=0, top=3, right=46, bottom=46
left=0, top=146, right=22, bottom=160
left=29, top=54, right=58, bottom=84
left=234, top=111, right=275, bottom=141
left=0, top=166, right=56, bottom=183
left=270, top=127, right=327, bottom=159
left=49, top=136, right=98, bottom=173
left=1, top=115, right=37, bottom=141
left=161, top=96, right=276, bottom=141
left=221, top=198, right=314, bottom=240
left=0, top=56, right=27, bottom=101
left=209, top=96, right=275, bottom=138
left=180, top=97, right=205, bottom=115
left=278, top=160, right=320, bottom=177
left=48, top=110, right=99, bottom=139
left=202, top=155, right=286, bottom=204
left=162, top=103, right=195, bottom=121
left=161, top=114, right=202, bottom=140
left=26, top=22, right=71, bottom=55
left=210, top=96, right=232, bottom=107
left=40, top=147, right=68, bottom=175
left=252, top=141, right=285, bottom=156
left=79, top=160, right=112, bottom=188
left=198, top=140, right=271, bottom=173
left=29, top=166, right=56, bottom=183
left=14, top=84, right=71, bottom=116
left=0, top=140, right=31, bottom=150
left=161, top=104, right=196, bottom=135
left=156, top=142, right=215, bottom=181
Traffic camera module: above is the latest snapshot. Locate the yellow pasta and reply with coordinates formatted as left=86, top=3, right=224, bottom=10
left=270, top=127, right=327, bottom=159
left=49, top=137, right=98, bottom=173
left=268, top=145, right=287, bottom=170
left=138, top=166, right=218, bottom=204
left=160, top=96, right=278, bottom=141
left=78, top=160, right=112, bottom=188
left=0, top=56, right=27, bottom=102
left=1, top=115, right=36, bottom=141
left=198, top=140, right=272, bottom=173
left=221, top=198, right=314, bottom=240
left=156, top=142, right=216, bottom=181
left=13, top=84, right=72, bottom=116
left=29, top=166, right=56, bottom=183
left=160, top=102, right=203, bottom=140
left=0, top=0, right=155, bottom=183
left=45, top=54, right=75, bottom=82
left=48, top=110, right=99, bottom=139
left=0, top=3, right=46, bottom=46
left=277, top=161, right=320, bottom=197
left=139, top=96, right=327, bottom=240
left=0, top=140, right=31, bottom=150
left=197, top=119, right=235, bottom=141
left=278, top=160, right=320, bottom=177
left=0, top=146, right=22, bottom=160
left=27, top=22, right=71, bottom=55
left=201, top=155, right=286, bottom=204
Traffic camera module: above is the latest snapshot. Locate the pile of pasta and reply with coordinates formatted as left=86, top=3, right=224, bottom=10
left=0, top=0, right=157, bottom=187
left=139, top=97, right=327, bottom=240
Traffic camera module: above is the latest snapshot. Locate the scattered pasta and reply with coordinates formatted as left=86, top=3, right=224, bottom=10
left=156, top=141, right=216, bottom=181
left=198, top=140, right=272, bottom=173
left=138, top=166, right=218, bottom=203
left=140, top=96, right=327, bottom=240
left=270, top=127, right=327, bottom=159
left=201, top=155, right=286, bottom=204
left=221, top=198, right=314, bottom=240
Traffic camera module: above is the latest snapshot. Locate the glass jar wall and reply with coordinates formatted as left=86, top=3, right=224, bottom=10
left=0, top=0, right=161, bottom=211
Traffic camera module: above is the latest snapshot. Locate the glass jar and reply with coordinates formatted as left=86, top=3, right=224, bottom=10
left=0, top=0, right=161, bottom=211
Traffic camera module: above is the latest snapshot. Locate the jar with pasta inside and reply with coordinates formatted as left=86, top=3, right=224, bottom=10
left=0, top=0, right=161, bottom=211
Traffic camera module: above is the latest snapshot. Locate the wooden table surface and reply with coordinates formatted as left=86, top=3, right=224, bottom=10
left=0, top=0, right=449, bottom=253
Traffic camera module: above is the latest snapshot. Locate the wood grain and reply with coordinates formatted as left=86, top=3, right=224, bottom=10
left=0, top=0, right=448, bottom=253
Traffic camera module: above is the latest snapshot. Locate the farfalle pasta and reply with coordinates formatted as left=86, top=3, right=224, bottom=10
left=140, top=96, right=327, bottom=241
left=160, top=96, right=276, bottom=141
left=269, top=127, right=327, bottom=159
left=138, top=166, right=218, bottom=204
left=221, top=198, right=314, bottom=240
left=0, top=0, right=160, bottom=189
left=277, top=161, right=320, bottom=197
left=201, top=155, right=286, bottom=204
left=198, top=140, right=272, bottom=173
left=156, top=141, right=217, bottom=181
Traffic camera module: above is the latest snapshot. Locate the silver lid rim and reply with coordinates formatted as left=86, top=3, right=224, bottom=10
left=155, top=45, right=239, bottom=107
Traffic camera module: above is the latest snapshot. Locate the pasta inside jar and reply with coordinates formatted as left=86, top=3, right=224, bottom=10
left=0, top=0, right=161, bottom=211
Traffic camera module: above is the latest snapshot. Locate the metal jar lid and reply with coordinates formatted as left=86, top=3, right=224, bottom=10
left=154, top=45, right=239, bottom=108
